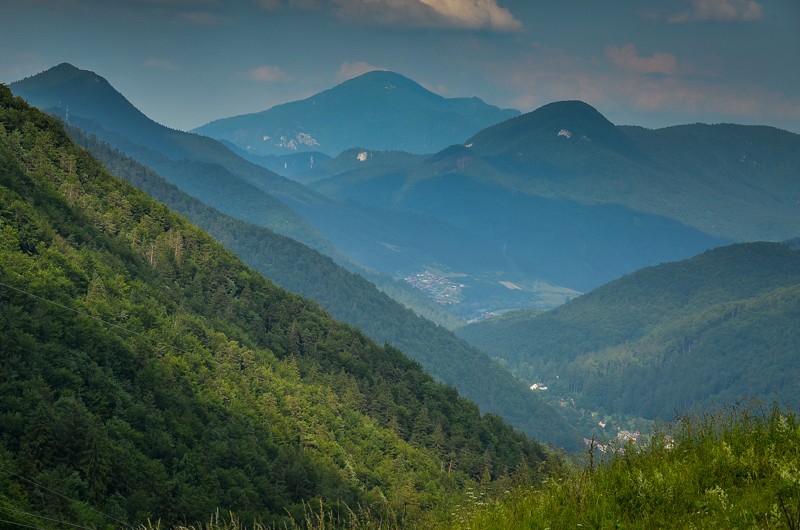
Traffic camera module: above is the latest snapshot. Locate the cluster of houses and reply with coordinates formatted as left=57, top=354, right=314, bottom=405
left=403, top=271, right=464, bottom=305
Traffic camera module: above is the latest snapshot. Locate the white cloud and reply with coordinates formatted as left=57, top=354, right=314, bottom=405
left=417, top=0, right=522, bottom=31
left=668, top=0, right=763, bottom=23
left=144, top=57, right=177, bottom=70
left=247, top=65, right=292, bottom=83
left=260, top=0, right=523, bottom=31
left=494, top=48, right=800, bottom=130
left=336, top=61, right=387, bottom=81
left=605, top=44, right=678, bottom=75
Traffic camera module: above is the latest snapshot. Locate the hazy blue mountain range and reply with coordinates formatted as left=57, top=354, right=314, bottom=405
left=219, top=138, right=332, bottom=177
left=9, top=63, right=334, bottom=254
left=8, top=64, right=628, bottom=319
left=458, top=100, right=800, bottom=242
left=306, top=98, right=800, bottom=294
left=15, top=64, right=796, bottom=323
left=457, top=242, right=800, bottom=421
left=9, top=65, right=521, bottom=304
left=310, top=146, right=729, bottom=292
left=192, top=70, right=520, bottom=157
left=0, top=85, right=554, bottom=526
left=69, top=127, right=578, bottom=448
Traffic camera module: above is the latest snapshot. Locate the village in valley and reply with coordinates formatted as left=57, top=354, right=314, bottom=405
left=403, top=270, right=465, bottom=305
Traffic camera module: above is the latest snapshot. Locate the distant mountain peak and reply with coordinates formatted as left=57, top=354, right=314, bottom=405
left=193, top=69, right=519, bottom=156
left=13, top=62, right=106, bottom=92
left=466, top=99, right=640, bottom=160
left=338, top=69, right=432, bottom=94
left=11, top=63, right=159, bottom=140
left=504, top=100, right=618, bottom=135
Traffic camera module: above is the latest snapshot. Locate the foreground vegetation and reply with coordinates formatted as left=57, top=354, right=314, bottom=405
left=452, top=404, right=800, bottom=530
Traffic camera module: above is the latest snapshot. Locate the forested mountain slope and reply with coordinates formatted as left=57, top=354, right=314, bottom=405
left=0, top=85, right=553, bottom=527
left=458, top=242, right=800, bottom=419
left=71, top=127, right=577, bottom=449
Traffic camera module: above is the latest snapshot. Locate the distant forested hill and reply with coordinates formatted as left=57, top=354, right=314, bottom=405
left=458, top=242, right=800, bottom=419
left=70, top=127, right=577, bottom=449
left=0, top=85, right=553, bottom=527
left=460, top=102, right=800, bottom=242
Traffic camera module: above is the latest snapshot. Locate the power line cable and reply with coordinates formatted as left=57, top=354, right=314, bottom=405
left=0, top=279, right=162, bottom=350
left=0, top=504, right=99, bottom=530
left=0, top=517, right=49, bottom=530
left=0, top=466, right=134, bottom=530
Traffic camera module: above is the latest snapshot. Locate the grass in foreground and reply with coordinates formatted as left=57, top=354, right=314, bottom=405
left=449, top=403, right=800, bottom=529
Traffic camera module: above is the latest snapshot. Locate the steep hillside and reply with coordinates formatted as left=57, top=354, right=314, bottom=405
left=193, top=70, right=519, bottom=156
left=458, top=242, right=800, bottom=419
left=71, top=127, right=578, bottom=449
left=0, top=85, right=554, bottom=527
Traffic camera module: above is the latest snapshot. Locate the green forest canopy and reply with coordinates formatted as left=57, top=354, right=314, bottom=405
left=0, top=84, right=554, bottom=528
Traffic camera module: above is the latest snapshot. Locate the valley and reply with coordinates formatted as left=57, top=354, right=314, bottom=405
left=3, top=56, right=799, bottom=529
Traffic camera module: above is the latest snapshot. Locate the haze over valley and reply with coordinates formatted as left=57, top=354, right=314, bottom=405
left=2, top=1, right=799, bottom=528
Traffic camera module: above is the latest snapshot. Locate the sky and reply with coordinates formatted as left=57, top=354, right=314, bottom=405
left=1, top=0, right=798, bottom=133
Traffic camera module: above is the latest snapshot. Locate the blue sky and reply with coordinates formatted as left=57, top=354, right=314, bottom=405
left=1, top=0, right=798, bottom=133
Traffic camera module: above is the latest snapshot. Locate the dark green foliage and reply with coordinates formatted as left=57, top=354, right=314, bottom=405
left=458, top=242, right=800, bottom=420
left=0, top=84, right=552, bottom=527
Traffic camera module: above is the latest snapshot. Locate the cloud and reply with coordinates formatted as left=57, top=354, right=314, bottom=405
left=484, top=42, right=800, bottom=130
left=144, top=57, right=177, bottom=70
left=247, top=65, right=292, bottom=82
left=605, top=44, right=678, bottom=75
left=417, top=0, right=522, bottom=31
left=258, top=0, right=522, bottom=31
left=668, top=0, right=763, bottom=23
left=336, top=61, right=387, bottom=81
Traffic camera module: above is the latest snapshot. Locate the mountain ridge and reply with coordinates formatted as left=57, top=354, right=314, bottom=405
left=193, top=69, right=520, bottom=156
